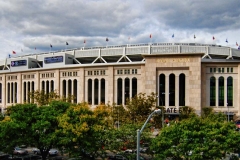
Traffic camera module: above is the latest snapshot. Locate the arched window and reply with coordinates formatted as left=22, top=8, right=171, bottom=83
left=218, top=76, right=224, bottom=106
left=210, top=76, right=216, bottom=106
left=50, top=80, right=54, bottom=92
left=88, top=79, right=92, bottom=104
left=179, top=73, right=185, bottom=106
left=227, top=76, right=233, bottom=106
left=169, top=74, right=175, bottom=106
left=0, top=83, right=2, bottom=103
left=68, top=80, right=72, bottom=101
left=73, top=79, right=77, bottom=103
left=62, top=80, right=66, bottom=98
left=94, top=79, right=99, bottom=105
left=101, top=79, right=105, bottom=104
left=117, top=78, right=122, bottom=105
left=46, top=80, right=49, bottom=94
left=41, top=81, right=45, bottom=92
left=125, top=78, right=130, bottom=104
left=132, top=78, right=137, bottom=98
left=159, top=74, right=165, bottom=106
left=23, top=82, right=26, bottom=102
left=27, top=81, right=31, bottom=103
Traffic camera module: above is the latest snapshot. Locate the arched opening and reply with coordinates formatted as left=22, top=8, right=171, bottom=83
left=94, top=79, right=99, bottom=105
left=125, top=78, right=130, bottom=104
left=132, top=78, right=137, bottom=98
left=179, top=73, right=185, bottom=106
left=210, top=76, right=216, bottom=106
left=227, top=76, right=233, bottom=106
left=73, top=79, right=77, bottom=103
left=218, top=76, right=224, bottom=106
left=117, top=78, right=122, bottom=105
left=159, top=74, right=165, bottom=106
left=101, top=79, right=105, bottom=104
left=88, top=79, right=92, bottom=104
left=62, top=80, right=66, bottom=98
left=169, top=74, right=175, bottom=106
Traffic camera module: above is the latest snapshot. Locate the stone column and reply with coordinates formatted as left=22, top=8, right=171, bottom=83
left=92, top=79, right=94, bottom=105
left=224, top=78, right=228, bottom=107
left=216, top=77, right=219, bottom=107
left=175, top=75, right=179, bottom=107
left=98, top=79, right=101, bottom=104
left=165, top=75, right=169, bottom=107
left=122, top=78, right=125, bottom=105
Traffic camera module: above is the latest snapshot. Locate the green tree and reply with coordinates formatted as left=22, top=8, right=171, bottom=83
left=0, top=101, right=71, bottom=160
left=151, top=113, right=240, bottom=160
left=125, top=92, right=157, bottom=123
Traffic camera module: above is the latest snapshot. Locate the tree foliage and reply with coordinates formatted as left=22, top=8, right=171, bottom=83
left=151, top=113, right=240, bottom=160
left=125, top=92, right=157, bottom=123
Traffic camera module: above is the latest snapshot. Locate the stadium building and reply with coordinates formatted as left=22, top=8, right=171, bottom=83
left=0, top=42, right=240, bottom=119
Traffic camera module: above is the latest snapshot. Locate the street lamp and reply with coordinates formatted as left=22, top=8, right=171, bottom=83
left=136, top=109, right=161, bottom=160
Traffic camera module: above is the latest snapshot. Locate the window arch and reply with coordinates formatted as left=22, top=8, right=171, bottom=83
left=210, top=76, right=216, bottom=106
left=125, top=78, right=130, bottom=104
left=169, top=73, right=175, bottom=106
left=87, top=79, right=92, bottom=104
left=117, top=78, right=122, bottom=105
left=218, top=76, right=224, bottom=106
left=101, top=78, right=105, bottom=104
left=159, top=74, right=165, bottom=106
left=132, top=78, right=137, bottom=98
left=179, top=73, right=185, bottom=106
left=227, top=76, right=233, bottom=106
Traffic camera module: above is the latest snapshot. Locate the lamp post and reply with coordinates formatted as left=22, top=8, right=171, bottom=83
left=136, top=109, right=161, bottom=160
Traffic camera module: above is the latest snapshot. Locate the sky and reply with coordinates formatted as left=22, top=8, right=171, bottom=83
left=0, top=0, right=240, bottom=59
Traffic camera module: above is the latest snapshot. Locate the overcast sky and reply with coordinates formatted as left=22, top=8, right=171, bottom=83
left=1, top=0, right=240, bottom=59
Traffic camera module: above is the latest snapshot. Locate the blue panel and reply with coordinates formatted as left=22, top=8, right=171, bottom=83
left=11, top=60, right=27, bottom=67
left=44, top=56, right=63, bottom=64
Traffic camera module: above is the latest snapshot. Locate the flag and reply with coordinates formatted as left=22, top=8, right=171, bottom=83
left=236, top=42, right=238, bottom=46
left=66, top=42, right=69, bottom=45
left=150, top=34, right=152, bottom=38
left=172, top=34, right=174, bottom=38
left=8, top=54, right=11, bottom=58
left=194, top=35, right=196, bottom=39
left=21, top=48, right=23, bottom=52
left=238, top=46, right=240, bottom=50
left=50, top=44, right=52, bottom=48
left=84, top=39, right=86, bottom=43
left=226, top=39, right=228, bottom=43
left=35, top=47, right=36, bottom=50
left=213, top=36, right=215, bottom=40
left=128, top=37, right=130, bottom=40
left=12, top=51, right=16, bottom=54
left=106, top=38, right=109, bottom=42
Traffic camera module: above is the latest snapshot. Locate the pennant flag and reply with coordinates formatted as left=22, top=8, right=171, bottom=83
left=150, top=34, right=152, bottom=38
left=194, top=35, right=196, bottom=39
left=226, top=39, right=228, bottom=43
left=66, top=42, right=69, bottom=45
left=84, top=39, right=86, bottom=43
left=236, top=42, right=238, bottom=46
left=106, top=38, right=109, bottom=42
left=50, top=44, right=52, bottom=48
left=213, top=36, right=215, bottom=40
left=172, top=34, right=174, bottom=38
left=12, top=51, right=16, bottom=54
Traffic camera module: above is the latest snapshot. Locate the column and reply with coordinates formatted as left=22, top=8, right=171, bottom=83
left=92, top=79, right=94, bottom=105
left=224, top=78, right=227, bottom=107
left=13, top=83, right=15, bottom=104
left=98, top=79, right=101, bottom=104
left=18, top=73, right=22, bottom=104
left=10, top=82, right=12, bottom=103
left=175, top=75, right=179, bottom=107
left=216, top=77, right=219, bottom=107
left=71, top=79, right=74, bottom=103
left=122, top=78, right=125, bottom=105
left=2, top=75, right=6, bottom=109
left=66, top=80, right=69, bottom=99
left=26, top=82, right=29, bottom=102
left=165, top=75, right=169, bottom=107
